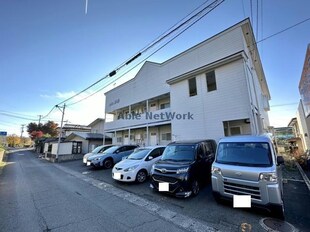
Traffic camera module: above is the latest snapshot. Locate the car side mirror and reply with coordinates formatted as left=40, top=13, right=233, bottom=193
left=277, top=156, right=284, bottom=165
left=148, top=156, right=153, bottom=161
left=115, top=150, right=120, bottom=154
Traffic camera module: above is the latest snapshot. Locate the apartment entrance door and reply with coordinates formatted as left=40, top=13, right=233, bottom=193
left=150, top=133, right=157, bottom=146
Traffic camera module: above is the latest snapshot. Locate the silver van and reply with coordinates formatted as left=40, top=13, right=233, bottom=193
left=211, top=135, right=285, bottom=218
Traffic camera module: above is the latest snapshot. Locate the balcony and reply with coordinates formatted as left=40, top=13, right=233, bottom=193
left=105, top=108, right=171, bottom=131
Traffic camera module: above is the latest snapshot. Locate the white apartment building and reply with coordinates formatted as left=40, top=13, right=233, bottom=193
left=104, top=19, right=271, bottom=146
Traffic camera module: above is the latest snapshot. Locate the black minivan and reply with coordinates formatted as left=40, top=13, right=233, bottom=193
left=150, top=140, right=217, bottom=197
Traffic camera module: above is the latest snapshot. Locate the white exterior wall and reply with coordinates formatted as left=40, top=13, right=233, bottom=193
left=51, top=143, right=58, bottom=155
left=104, top=20, right=269, bottom=143
left=91, top=121, right=104, bottom=134
left=170, top=59, right=251, bottom=142
left=297, top=102, right=310, bottom=150
left=44, top=143, right=49, bottom=153
left=58, top=143, right=73, bottom=155
left=105, top=26, right=245, bottom=114
left=158, top=124, right=172, bottom=145
left=241, top=32, right=270, bottom=132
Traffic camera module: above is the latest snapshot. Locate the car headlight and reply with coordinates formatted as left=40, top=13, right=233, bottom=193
left=211, top=167, right=222, bottom=175
left=124, top=165, right=139, bottom=172
left=259, top=172, right=277, bottom=182
left=176, top=167, right=189, bottom=174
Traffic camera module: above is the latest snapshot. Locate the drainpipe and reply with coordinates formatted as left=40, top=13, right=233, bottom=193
left=243, top=57, right=258, bottom=134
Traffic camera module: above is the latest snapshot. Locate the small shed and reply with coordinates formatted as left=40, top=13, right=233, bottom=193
left=65, top=132, right=112, bottom=153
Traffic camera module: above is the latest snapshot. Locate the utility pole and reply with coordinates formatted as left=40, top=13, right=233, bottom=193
left=20, top=124, right=25, bottom=139
left=38, top=115, right=43, bottom=127
left=56, top=104, right=66, bottom=162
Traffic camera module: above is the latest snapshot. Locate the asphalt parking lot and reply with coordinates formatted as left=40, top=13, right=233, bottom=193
left=56, top=158, right=310, bottom=232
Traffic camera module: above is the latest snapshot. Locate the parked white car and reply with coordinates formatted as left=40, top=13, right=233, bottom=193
left=112, top=146, right=166, bottom=183
left=83, top=145, right=114, bottom=164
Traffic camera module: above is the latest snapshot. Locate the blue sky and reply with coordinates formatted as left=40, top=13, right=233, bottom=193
left=1, top=0, right=310, bottom=136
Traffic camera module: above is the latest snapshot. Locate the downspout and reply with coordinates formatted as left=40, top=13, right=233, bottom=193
left=243, top=54, right=258, bottom=134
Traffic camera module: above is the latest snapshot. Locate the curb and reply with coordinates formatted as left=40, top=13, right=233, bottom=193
left=295, top=161, right=310, bottom=192
left=0, top=151, right=8, bottom=176
left=54, top=163, right=221, bottom=232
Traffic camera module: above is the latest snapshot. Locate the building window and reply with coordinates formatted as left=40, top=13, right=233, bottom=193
left=162, top=133, right=171, bottom=141
left=72, top=142, right=82, bottom=154
left=160, top=102, right=170, bottom=109
left=188, top=77, right=197, bottom=97
left=117, top=137, right=122, bottom=143
left=206, top=71, right=217, bottom=92
left=230, top=127, right=241, bottom=135
left=48, top=144, right=52, bottom=152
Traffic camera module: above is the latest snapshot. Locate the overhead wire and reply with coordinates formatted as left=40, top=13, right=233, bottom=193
left=67, top=0, right=226, bottom=106
left=0, top=112, right=37, bottom=121
left=41, top=106, right=57, bottom=119
left=256, top=0, right=259, bottom=40
left=57, top=0, right=225, bottom=107
left=250, top=0, right=253, bottom=24
left=256, top=16, right=310, bottom=44
left=241, top=0, right=246, bottom=18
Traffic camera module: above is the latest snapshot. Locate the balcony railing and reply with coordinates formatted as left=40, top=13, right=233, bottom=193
left=105, top=108, right=171, bottom=131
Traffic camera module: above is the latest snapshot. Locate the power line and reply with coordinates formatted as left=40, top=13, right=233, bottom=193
left=270, top=102, right=298, bottom=107
left=241, top=0, right=246, bottom=18
left=41, top=106, right=56, bottom=119
left=0, top=110, right=37, bottom=118
left=0, top=112, right=37, bottom=121
left=3, top=0, right=226, bottom=120
left=256, top=16, right=310, bottom=44
left=56, top=0, right=225, bottom=107
left=256, top=0, right=259, bottom=40
left=250, top=0, right=253, bottom=24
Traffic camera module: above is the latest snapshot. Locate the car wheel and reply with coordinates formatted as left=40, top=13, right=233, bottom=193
left=191, top=180, right=200, bottom=197
left=270, top=204, right=285, bottom=219
left=103, top=159, right=113, bottom=169
left=136, top=170, right=147, bottom=183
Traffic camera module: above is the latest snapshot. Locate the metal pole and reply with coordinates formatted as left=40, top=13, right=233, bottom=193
left=56, top=104, right=66, bottom=162
left=38, top=115, right=42, bottom=126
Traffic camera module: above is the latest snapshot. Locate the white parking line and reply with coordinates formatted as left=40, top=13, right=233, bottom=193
left=295, top=161, right=310, bottom=192
left=82, top=171, right=92, bottom=175
left=55, top=164, right=219, bottom=232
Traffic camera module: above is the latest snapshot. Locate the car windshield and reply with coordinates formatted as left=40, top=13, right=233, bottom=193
left=161, top=145, right=195, bottom=162
left=127, top=149, right=151, bottom=160
left=103, top=146, right=119, bottom=153
left=216, top=142, right=272, bottom=167
left=98, top=146, right=112, bottom=153
left=92, top=146, right=103, bottom=154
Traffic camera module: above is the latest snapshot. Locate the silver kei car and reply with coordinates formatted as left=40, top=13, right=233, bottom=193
left=211, top=135, right=285, bottom=218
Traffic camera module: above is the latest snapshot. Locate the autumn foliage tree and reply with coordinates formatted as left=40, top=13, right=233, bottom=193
left=6, top=134, right=21, bottom=147
left=27, top=121, right=58, bottom=140
left=30, top=131, right=44, bottom=140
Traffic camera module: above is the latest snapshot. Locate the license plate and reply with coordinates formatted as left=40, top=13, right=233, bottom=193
left=159, top=182, right=169, bottom=191
left=87, top=161, right=91, bottom=166
left=233, top=195, right=251, bottom=208
left=114, top=173, right=121, bottom=180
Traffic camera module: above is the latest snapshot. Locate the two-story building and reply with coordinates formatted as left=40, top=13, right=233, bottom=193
left=104, top=19, right=271, bottom=145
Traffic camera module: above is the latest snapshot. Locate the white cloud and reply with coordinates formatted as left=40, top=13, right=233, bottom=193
left=56, top=91, right=77, bottom=99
